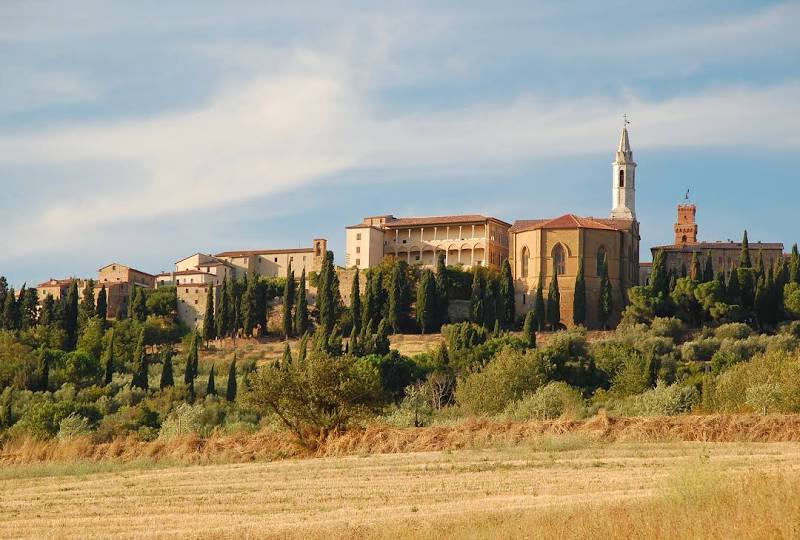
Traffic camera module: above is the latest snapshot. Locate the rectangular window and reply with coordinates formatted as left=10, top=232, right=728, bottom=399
left=274, top=257, right=278, bottom=262
left=356, top=246, right=361, bottom=253
left=356, top=233, right=362, bottom=240
left=402, top=239, right=407, bottom=244
left=356, top=259, right=361, bottom=266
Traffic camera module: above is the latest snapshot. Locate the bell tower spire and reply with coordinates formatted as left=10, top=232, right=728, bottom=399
left=611, top=116, right=636, bottom=220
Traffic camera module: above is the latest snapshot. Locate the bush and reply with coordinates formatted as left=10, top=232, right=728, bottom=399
left=650, top=317, right=685, bottom=341
left=503, top=382, right=584, bottom=421
left=712, top=350, right=800, bottom=413
left=455, top=346, right=552, bottom=415
left=158, top=403, right=204, bottom=440
left=714, top=322, right=752, bottom=341
left=57, top=413, right=91, bottom=441
left=681, top=338, right=720, bottom=362
left=618, top=381, right=699, bottom=416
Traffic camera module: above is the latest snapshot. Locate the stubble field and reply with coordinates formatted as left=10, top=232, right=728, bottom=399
left=2, top=438, right=799, bottom=539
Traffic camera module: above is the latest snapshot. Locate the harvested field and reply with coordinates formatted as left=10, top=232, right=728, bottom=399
left=4, top=413, right=800, bottom=466
left=1, top=440, right=799, bottom=539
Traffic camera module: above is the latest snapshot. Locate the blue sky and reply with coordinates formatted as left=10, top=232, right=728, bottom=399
left=1, top=1, right=799, bottom=287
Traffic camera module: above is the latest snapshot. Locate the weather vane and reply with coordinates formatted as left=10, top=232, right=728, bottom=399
left=685, top=188, right=690, bottom=201
left=623, top=113, right=630, bottom=127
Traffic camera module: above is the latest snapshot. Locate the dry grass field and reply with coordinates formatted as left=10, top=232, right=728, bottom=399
left=2, top=437, right=799, bottom=539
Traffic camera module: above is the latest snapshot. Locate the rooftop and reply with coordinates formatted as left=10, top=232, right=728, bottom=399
left=349, top=214, right=511, bottom=229
left=510, top=214, right=633, bottom=233
left=215, top=247, right=314, bottom=257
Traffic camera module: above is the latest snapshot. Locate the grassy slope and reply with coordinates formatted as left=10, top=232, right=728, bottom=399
left=1, top=440, right=799, bottom=539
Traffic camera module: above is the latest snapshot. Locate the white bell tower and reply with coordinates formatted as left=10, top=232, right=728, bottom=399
left=611, top=120, right=636, bottom=220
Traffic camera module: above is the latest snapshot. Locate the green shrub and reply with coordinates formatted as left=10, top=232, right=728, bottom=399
left=681, top=338, right=720, bottom=362
left=158, top=403, right=204, bottom=440
left=712, top=350, right=800, bottom=413
left=714, top=322, right=752, bottom=341
left=503, top=382, right=584, bottom=421
left=650, top=317, right=685, bottom=341
left=455, top=346, right=552, bottom=415
left=618, top=381, right=699, bottom=416
left=57, top=413, right=91, bottom=441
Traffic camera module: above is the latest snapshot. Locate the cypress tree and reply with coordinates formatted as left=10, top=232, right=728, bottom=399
left=680, top=263, right=687, bottom=279
left=318, top=251, right=338, bottom=334
left=533, top=274, right=546, bottom=331
left=690, top=252, right=701, bottom=282
left=361, top=270, right=375, bottom=333
left=131, top=328, right=148, bottom=390
left=224, top=275, right=237, bottom=336
left=499, top=259, right=515, bottom=329
left=297, top=332, right=309, bottom=362
left=133, top=286, right=147, bottom=322
left=372, top=270, right=386, bottom=324
left=226, top=357, right=237, bottom=402
left=483, top=278, right=499, bottom=329
left=103, top=329, right=115, bottom=385
left=740, top=230, right=752, bottom=268
left=295, top=269, right=309, bottom=336
left=546, top=269, right=561, bottom=330
left=349, top=325, right=362, bottom=356
left=375, top=318, right=390, bottom=355
left=40, top=294, right=56, bottom=327
left=702, top=251, right=714, bottom=283
left=254, top=277, right=268, bottom=334
left=775, top=257, right=788, bottom=319
left=184, top=333, right=199, bottom=401
left=0, top=277, right=6, bottom=329
left=754, top=249, right=764, bottom=281
left=416, top=269, right=437, bottom=334
left=1, top=287, right=17, bottom=331
left=790, top=244, right=800, bottom=284
left=327, top=324, right=343, bottom=356
left=215, top=276, right=230, bottom=339
left=350, top=270, right=362, bottom=335
left=242, top=272, right=257, bottom=336
left=160, top=347, right=174, bottom=389
left=203, top=284, right=216, bottom=342
left=19, top=287, right=39, bottom=330
left=469, top=268, right=484, bottom=325
left=650, top=250, right=669, bottom=297
left=388, top=261, right=406, bottom=333
left=727, top=265, right=741, bottom=305
left=598, top=254, right=613, bottom=330
left=715, top=270, right=727, bottom=300
left=206, top=364, right=217, bottom=395
left=282, top=264, right=295, bottom=338
left=282, top=342, right=293, bottom=367
left=523, top=310, right=536, bottom=348
left=63, top=282, right=79, bottom=350
left=80, top=279, right=96, bottom=323
left=573, top=258, right=586, bottom=326
left=97, top=285, right=108, bottom=322
left=435, top=252, right=450, bottom=327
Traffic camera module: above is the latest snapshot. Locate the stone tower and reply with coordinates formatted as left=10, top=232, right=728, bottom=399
left=674, top=204, right=698, bottom=245
left=611, top=126, right=636, bottom=220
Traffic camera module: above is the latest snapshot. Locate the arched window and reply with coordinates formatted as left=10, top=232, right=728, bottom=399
left=521, top=247, right=529, bottom=278
left=596, top=246, right=607, bottom=275
left=619, top=170, right=625, bottom=188
left=681, top=235, right=687, bottom=244
left=552, top=245, right=565, bottom=275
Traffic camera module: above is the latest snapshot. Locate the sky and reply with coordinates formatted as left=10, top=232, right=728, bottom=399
left=1, top=1, right=799, bottom=288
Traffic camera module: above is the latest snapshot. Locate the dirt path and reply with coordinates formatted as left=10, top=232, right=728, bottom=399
left=2, top=441, right=799, bottom=539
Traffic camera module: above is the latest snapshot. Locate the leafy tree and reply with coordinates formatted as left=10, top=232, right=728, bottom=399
left=160, top=347, right=174, bottom=389
left=522, top=310, right=536, bottom=348
left=499, top=259, right=515, bottom=329
left=96, top=285, right=108, bottom=322
left=546, top=269, right=561, bottom=330
left=533, top=274, right=546, bottom=331
left=469, top=268, right=484, bottom=325
left=350, top=269, right=362, bottom=335
left=435, top=252, right=450, bottom=326
left=131, top=328, right=148, bottom=390
left=282, top=264, right=295, bottom=338
left=226, top=357, right=238, bottom=401
left=740, top=230, right=752, bottom=268
left=203, top=284, right=217, bottom=342
left=598, top=254, right=613, bottom=329
left=416, top=269, right=437, bottom=334
left=63, top=282, right=79, bottom=350
left=103, top=329, right=115, bottom=385
left=573, top=258, right=586, bottom=326
left=206, top=364, right=217, bottom=395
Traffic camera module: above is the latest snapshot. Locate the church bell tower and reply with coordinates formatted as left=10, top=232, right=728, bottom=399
left=611, top=123, right=636, bottom=220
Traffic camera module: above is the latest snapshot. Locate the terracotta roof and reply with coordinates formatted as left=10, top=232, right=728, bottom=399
left=384, top=214, right=511, bottom=228
left=215, top=247, right=314, bottom=257
left=36, top=278, right=75, bottom=288
left=640, top=262, right=653, bottom=267
left=97, top=263, right=155, bottom=278
left=346, top=223, right=385, bottom=230
left=651, top=242, right=784, bottom=251
left=509, top=214, right=625, bottom=233
left=177, top=283, right=210, bottom=288
left=195, top=260, right=231, bottom=267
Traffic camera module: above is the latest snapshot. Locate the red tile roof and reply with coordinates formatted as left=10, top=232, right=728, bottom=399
left=651, top=242, right=784, bottom=251
left=215, top=247, right=315, bottom=257
left=510, top=214, right=628, bottom=233
left=385, top=214, right=511, bottom=228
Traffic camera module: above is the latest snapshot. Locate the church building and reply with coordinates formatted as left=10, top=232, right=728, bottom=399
left=509, top=126, right=641, bottom=328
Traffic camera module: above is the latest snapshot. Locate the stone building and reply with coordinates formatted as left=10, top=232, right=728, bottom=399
left=651, top=203, right=784, bottom=274
left=96, top=263, right=156, bottom=319
left=214, top=239, right=327, bottom=280
left=509, top=127, right=641, bottom=328
left=345, top=214, right=511, bottom=270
